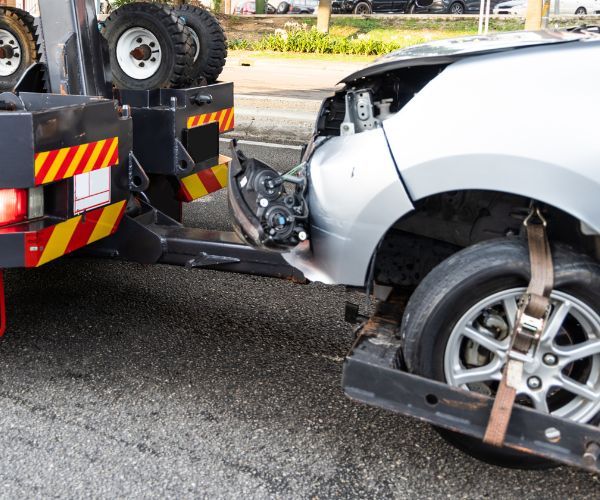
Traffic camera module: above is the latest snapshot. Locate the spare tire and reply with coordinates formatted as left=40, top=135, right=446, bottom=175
left=0, top=7, right=40, bottom=92
left=173, top=5, right=227, bottom=84
left=103, top=2, right=194, bottom=90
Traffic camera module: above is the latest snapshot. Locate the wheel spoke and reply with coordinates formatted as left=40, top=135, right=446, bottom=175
left=554, top=339, right=600, bottom=365
left=453, top=359, right=502, bottom=386
left=556, top=374, right=598, bottom=401
left=540, top=301, right=571, bottom=345
left=529, top=391, right=550, bottom=414
left=462, top=326, right=506, bottom=356
left=502, top=296, right=519, bottom=332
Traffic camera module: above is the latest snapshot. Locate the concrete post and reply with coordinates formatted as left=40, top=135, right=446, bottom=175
left=525, top=0, right=543, bottom=30
left=316, top=0, right=331, bottom=34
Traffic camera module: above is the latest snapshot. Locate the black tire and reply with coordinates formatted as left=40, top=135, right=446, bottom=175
left=103, top=2, right=194, bottom=90
left=401, top=238, right=600, bottom=469
left=448, top=1, right=465, bottom=14
left=0, top=7, right=40, bottom=92
left=277, top=2, right=291, bottom=13
left=353, top=1, right=373, bottom=14
left=407, top=3, right=417, bottom=13
left=173, top=5, right=227, bottom=85
left=575, top=6, right=587, bottom=14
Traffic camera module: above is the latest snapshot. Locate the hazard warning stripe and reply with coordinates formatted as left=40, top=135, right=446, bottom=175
left=24, top=200, right=127, bottom=268
left=179, top=157, right=230, bottom=202
left=186, top=107, right=235, bottom=133
left=34, top=137, right=119, bottom=186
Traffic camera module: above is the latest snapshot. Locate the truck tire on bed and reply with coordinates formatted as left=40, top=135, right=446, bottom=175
left=103, top=2, right=194, bottom=90
left=173, top=5, right=227, bottom=84
left=401, top=238, right=600, bottom=468
left=0, top=7, right=40, bottom=92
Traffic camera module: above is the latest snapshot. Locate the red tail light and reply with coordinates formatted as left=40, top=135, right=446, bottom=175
left=0, top=189, right=27, bottom=227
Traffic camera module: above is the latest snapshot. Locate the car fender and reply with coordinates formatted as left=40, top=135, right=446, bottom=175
left=383, top=41, right=600, bottom=234
left=283, top=129, right=414, bottom=286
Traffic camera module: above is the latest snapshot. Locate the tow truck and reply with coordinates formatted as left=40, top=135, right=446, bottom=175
left=1, top=0, right=600, bottom=475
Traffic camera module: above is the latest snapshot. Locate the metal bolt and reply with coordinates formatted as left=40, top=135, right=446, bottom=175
left=139, top=62, right=145, bottom=67
left=544, top=427, right=561, bottom=443
left=543, top=353, right=558, bottom=366
left=527, top=376, right=542, bottom=390
left=298, top=231, right=307, bottom=241
left=259, top=198, right=269, bottom=208
left=583, top=442, right=600, bottom=468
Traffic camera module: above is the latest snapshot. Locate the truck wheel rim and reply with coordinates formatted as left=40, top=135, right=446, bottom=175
left=115, top=27, right=162, bottom=80
left=0, top=29, right=21, bottom=77
left=444, top=288, right=600, bottom=423
left=188, top=26, right=200, bottom=63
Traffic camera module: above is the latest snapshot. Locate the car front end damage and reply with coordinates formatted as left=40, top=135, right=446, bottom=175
left=229, top=30, right=600, bottom=288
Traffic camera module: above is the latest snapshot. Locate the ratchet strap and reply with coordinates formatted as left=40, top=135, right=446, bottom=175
left=483, top=207, right=554, bottom=447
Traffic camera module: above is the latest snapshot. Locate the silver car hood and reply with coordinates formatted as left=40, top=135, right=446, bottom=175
left=341, top=30, right=593, bottom=83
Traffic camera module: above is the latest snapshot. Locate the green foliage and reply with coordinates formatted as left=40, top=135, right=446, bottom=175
left=229, top=24, right=427, bottom=56
left=225, top=16, right=535, bottom=56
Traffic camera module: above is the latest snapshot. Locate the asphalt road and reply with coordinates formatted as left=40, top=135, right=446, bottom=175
left=0, top=141, right=598, bottom=498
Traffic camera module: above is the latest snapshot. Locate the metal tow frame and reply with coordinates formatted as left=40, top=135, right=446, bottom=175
left=342, top=296, right=600, bottom=472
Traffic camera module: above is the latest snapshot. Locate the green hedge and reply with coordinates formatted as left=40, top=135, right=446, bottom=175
left=229, top=27, right=427, bottom=55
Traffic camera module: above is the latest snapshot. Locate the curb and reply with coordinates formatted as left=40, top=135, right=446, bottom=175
left=227, top=95, right=321, bottom=145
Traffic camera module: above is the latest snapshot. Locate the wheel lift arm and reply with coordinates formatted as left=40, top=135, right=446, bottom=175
left=343, top=294, right=600, bottom=472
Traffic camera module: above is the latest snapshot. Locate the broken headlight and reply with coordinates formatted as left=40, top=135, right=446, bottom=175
left=228, top=142, right=309, bottom=251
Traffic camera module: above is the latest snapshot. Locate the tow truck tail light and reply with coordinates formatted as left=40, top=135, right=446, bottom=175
left=0, top=189, right=28, bottom=227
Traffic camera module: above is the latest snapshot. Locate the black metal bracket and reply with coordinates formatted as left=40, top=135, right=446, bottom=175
left=343, top=317, right=600, bottom=472
left=128, top=152, right=150, bottom=192
left=174, top=138, right=195, bottom=175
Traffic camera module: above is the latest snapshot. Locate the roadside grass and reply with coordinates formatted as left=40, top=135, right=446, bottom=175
left=227, top=49, right=376, bottom=62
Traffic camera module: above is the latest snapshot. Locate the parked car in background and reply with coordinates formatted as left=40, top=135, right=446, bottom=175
left=332, top=0, right=411, bottom=14
left=494, top=0, right=599, bottom=14
left=332, top=0, right=503, bottom=14
left=234, top=0, right=277, bottom=13
left=275, top=0, right=319, bottom=13
left=493, top=0, right=526, bottom=14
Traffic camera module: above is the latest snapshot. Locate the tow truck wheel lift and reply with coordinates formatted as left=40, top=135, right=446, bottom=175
left=0, top=0, right=599, bottom=475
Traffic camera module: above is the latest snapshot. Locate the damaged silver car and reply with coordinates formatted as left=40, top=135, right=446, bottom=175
left=229, top=29, right=600, bottom=470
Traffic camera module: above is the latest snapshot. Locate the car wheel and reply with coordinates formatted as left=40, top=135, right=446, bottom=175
left=353, top=1, right=373, bottom=14
left=277, top=2, right=291, bottom=13
left=575, top=6, right=587, bottom=14
left=401, top=238, right=600, bottom=469
left=173, top=5, right=227, bottom=85
left=449, top=1, right=465, bottom=14
left=0, top=7, right=40, bottom=92
left=407, top=2, right=417, bottom=12
left=103, top=2, right=194, bottom=90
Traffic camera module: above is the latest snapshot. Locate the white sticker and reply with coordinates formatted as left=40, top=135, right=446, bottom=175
left=74, top=168, right=111, bottom=215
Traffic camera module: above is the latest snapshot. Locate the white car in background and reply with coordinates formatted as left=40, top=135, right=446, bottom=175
left=494, top=0, right=599, bottom=14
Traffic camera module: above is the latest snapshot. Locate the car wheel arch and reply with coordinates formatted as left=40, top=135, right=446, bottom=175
left=371, top=189, right=598, bottom=291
